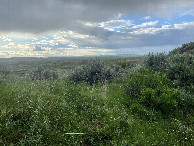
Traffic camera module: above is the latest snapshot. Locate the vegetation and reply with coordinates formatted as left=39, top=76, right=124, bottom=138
left=124, top=69, right=181, bottom=115
left=169, top=42, right=194, bottom=55
left=68, top=59, right=116, bottom=85
left=145, top=43, right=194, bottom=92
left=0, top=43, right=193, bottom=145
left=166, top=54, right=194, bottom=90
left=25, top=67, right=58, bottom=80
left=144, top=53, right=167, bottom=72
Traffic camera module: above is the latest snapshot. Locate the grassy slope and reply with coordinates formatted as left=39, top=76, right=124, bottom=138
left=169, top=42, right=194, bottom=55
left=0, top=77, right=193, bottom=145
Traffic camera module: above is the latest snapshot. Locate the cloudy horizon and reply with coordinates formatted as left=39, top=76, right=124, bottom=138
left=0, top=0, right=194, bottom=57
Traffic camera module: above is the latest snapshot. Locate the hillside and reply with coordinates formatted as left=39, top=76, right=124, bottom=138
left=170, top=42, right=194, bottom=55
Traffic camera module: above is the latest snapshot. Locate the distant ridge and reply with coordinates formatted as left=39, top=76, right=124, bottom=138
left=0, top=54, right=141, bottom=63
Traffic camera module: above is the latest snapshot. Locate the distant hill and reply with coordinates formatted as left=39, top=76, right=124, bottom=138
left=169, top=42, right=194, bottom=55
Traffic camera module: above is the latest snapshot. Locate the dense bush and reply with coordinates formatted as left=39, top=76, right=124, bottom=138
left=118, top=61, right=135, bottom=69
left=141, top=87, right=180, bottom=115
left=125, top=69, right=169, bottom=98
left=165, top=54, right=194, bottom=89
left=125, top=69, right=180, bottom=115
left=169, top=42, right=194, bottom=55
left=179, top=89, right=194, bottom=112
left=144, top=51, right=194, bottom=93
left=68, top=60, right=115, bottom=85
left=26, top=67, right=58, bottom=80
left=144, top=53, right=167, bottom=72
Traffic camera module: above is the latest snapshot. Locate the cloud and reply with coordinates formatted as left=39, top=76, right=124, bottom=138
left=0, top=0, right=193, bottom=33
left=0, top=0, right=194, bottom=57
left=133, top=21, right=159, bottom=29
left=33, top=46, right=45, bottom=51
left=1, top=20, right=194, bottom=57
left=99, top=19, right=133, bottom=31
left=142, top=16, right=151, bottom=20
left=80, top=21, right=194, bottom=53
left=174, top=22, right=194, bottom=29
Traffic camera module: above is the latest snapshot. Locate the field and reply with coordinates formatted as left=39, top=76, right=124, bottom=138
left=0, top=43, right=194, bottom=145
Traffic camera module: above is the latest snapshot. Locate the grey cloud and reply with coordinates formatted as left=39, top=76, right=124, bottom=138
left=70, top=22, right=194, bottom=51
left=0, top=0, right=193, bottom=33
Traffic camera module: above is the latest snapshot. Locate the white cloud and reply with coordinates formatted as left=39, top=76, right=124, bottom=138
left=99, top=19, right=133, bottom=31
left=133, top=21, right=159, bottom=29
left=161, top=25, right=173, bottom=29
left=114, top=13, right=123, bottom=19
left=174, top=22, right=194, bottom=29
left=68, top=43, right=78, bottom=48
left=142, top=16, right=151, bottom=20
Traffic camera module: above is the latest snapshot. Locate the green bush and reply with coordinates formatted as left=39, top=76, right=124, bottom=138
left=141, top=87, right=180, bottom=115
left=125, top=69, right=180, bottom=115
left=179, top=89, right=194, bottom=112
left=144, top=53, right=167, bottom=72
left=68, top=60, right=115, bottom=85
left=169, top=42, right=194, bottom=55
left=125, top=69, right=169, bottom=98
left=165, top=54, right=194, bottom=89
left=26, top=67, right=58, bottom=80
left=118, top=61, right=135, bottom=69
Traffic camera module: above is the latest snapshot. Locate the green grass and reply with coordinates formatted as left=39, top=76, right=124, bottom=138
left=0, top=76, right=193, bottom=145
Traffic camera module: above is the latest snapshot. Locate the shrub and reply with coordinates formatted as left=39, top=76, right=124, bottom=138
left=118, top=61, right=135, bottom=69
left=169, top=42, right=194, bottom=55
left=68, top=59, right=115, bottom=85
left=144, top=53, right=167, bottom=72
left=179, top=89, right=194, bottom=112
left=26, top=67, right=58, bottom=80
left=129, top=101, right=156, bottom=120
left=124, top=69, right=180, bottom=115
left=140, top=87, right=180, bottom=115
left=125, top=69, right=169, bottom=98
left=165, top=54, right=194, bottom=89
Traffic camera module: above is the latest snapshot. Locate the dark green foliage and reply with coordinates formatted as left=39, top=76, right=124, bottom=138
left=144, top=46, right=194, bottom=93
left=165, top=54, right=194, bottom=89
left=141, top=87, right=180, bottom=115
left=125, top=69, right=169, bottom=98
left=68, top=59, right=115, bottom=85
left=128, top=101, right=157, bottom=121
left=118, top=61, right=135, bottom=69
left=169, top=42, right=194, bottom=55
left=179, top=89, right=194, bottom=112
left=42, top=69, right=59, bottom=80
left=26, top=67, right=58, bottom=80
left=144, top=53, right=167, bottom=72
left=125, top=69, right=180, bottom=115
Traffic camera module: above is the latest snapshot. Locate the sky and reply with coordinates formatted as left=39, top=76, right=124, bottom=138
left=0, top=0, right=194, bottom=57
